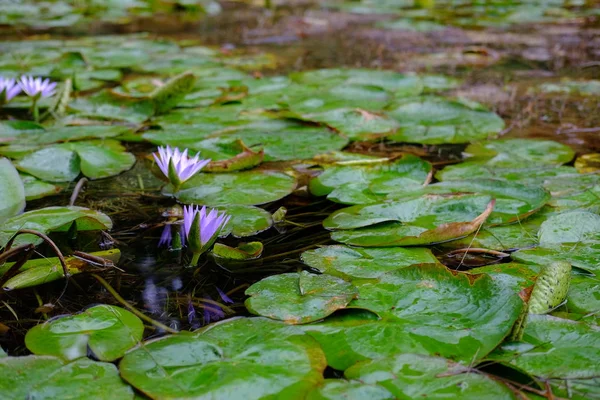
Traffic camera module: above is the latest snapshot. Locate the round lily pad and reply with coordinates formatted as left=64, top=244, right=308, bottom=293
left=538, top=211, right=600, bottom=244
left=344, top=353, right=515, bottom=400
left=119, top=317, right=327, bottom=399
left=301, top=245, right=438, bottom=280
left=245, top=271, right=358, bottom=324
left=217, top=205, right=273, bottom=237
left=386, top=97, right=505, bottom=144
left=463, top=138, right=575, bottom=167
left=0, top=356, right=134, bottom=400
left=302, top=264, right=524, bottom=370
left=306, top=380, right=394, bottom=400
left=25, top=304, right=144, bottom=362
left=325, top=193, right=495, bottom=246
left=489, top=314, right=600, bottom=379
left=174, top=170, right=297, bottom=206
left=0, top=157, right=25, bottom=223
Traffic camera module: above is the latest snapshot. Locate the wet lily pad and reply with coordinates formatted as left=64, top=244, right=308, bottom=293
left=68, top=91, right=155, bottom=123
left=326, top=193, right=495, bottom=246
left=538, top=211, right=600, bottom=244
left=344, top=353, right=515, bottom=400
left=567, top=276, right=600, bottom=315
left=309, top=154, right=432, bottom=204
left=463, top=138, right=575, bottom=167
left=387, top=97, right=504, bottom=144
left=25, top=304, right=144, bottom=362
left=217, top=205, right=273, bottom=237
left=120, top=317, right=327, bottom=399
left=245, top=271, right=358, bottom=324
left=306, top=380, right=394, bottom=400
left=0, top=158, right=25, bottom=223
left=15, top=147, right=80, bottom=182
left=20, top=174, right=63, bottom=200
left=488, top=315, right=600, bottom=379
left=303, top=264, right=524, bottom=370
left=174, top=170, right=296, bottom=206
left=0, top=356, right=134, bottom=400
left=512, top=242, right=600, bottom=275
left=0, top=206, right=112, bottom=247
left=301, top=245, right=439, bottom=280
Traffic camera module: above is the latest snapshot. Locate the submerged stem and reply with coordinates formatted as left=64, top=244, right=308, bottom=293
left=189, top=252, right=201, bottom=267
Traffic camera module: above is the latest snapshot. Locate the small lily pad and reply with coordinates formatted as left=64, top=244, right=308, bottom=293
left=245, top=271, right=359, bottom=324
left=25, top=304, right=144, bottom=362
left=0, top=157, right=25, bottom=223
left=217, top=205, right=273, bottom=237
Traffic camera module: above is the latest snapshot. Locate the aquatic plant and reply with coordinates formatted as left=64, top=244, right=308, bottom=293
left=153, top=146, right=211, bottom=192
left=183, top=205, right=230, bottom=266
left=18, top=75, right=57, bottom=121
left=0, top=77, right=21, bottom=105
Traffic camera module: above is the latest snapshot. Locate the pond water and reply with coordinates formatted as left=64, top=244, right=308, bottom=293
left=1, top=1, right=600, bottom=399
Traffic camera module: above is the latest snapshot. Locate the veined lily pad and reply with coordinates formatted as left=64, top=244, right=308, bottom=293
left=174, top=170, right=296, bottom=206
left=302, top=264, right=524, bottom=370
left=0, top=157, right=25, bottom=223
left=326, top=193, right=495, bottom=247
left=384, top=178, right=550, bottom=225
left=344, top=353, right=515, bottom=400
left=69, top=91, right=155, bottom=123
left=462, top=138, right=575, bottom=167
left=217, top=205, right=273, bottom=237
left=0, top=206, right=112, bottom=247
left=301, top=245, right=439, bottom=280
left=512, top=242, right=600, bottom=275
left=0, top=356, right=134, bottom=400
left=245, top=271, right=359, bottom=324
left=306, top=380, right=394, bottom=400
left=309, top=154, right=432, bottom=204
left=386, top=97, right=504, bottom=144
left=119, top=317, right=327, bottom=399
left=25, top=304, right=144, bottom=362
left=20, top=174, right=63, bottom=200
left=488, top=315, right=600, bottom=379
left=538, top=211, right=600, bottom=244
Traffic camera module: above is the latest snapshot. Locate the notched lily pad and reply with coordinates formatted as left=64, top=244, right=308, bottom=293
left=245, top=271, right=359, bottom=324
left=25, top=304, right=144, bottom=362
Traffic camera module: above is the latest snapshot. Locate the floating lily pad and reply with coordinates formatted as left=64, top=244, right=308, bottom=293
left=174, top=170, right=296, bottom=206
left=0, top=158, right=25, bottom=223
left=20, top=174, right=63, bottom=200
left=326, top=193, right=495, bottom=246
left=0, top=206, right=112, bottom=247
left=463, top=138, right=575, bottom=167
left=384, top=179, right=550, bottom=225
left=217, top=205, right=273, bottom=237
left=538, top=211, right=600, bottom=244
left=344, top=353, right=515, bottom=400
left=387, top=97, right=504, bottom=144
left=16, top=147, right=80, bottom=182
left=245, top=271, right=358, bottom=324
left=120, top=317, right=327, bottom=399
left=0, top=356, right=134, bottom=400
left=488, top=315, right=600, bottom=379
left=309, top=155, right=432, bottom=204
left=306, top=380, right=394, bottom=400
left=69, top=91, right=155, bottom=123
left=301, top=245, right=438, bottom=280
left=25, top=304, right=143, bottom=362
left=567, top=276, right=600, bottom=315
left=303, top=264, right=524, bottom=370
left=512, top=242, right=600, bottom=275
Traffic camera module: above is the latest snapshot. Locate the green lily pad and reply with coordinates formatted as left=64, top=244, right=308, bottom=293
left=488, top=315, right=600, bottom=379
left=16, top=147, right=80, bottom=182
left=326, top=193, right=495, bottom=246
left=344, top=353, right=515, bottom=400
left=68, top=91, right=155, bottom=123
left=538, top=211, right=600, bottom=244
left=120, top=317, right=327, bottom=399
left=436, top=163, right=580, bottom=185
left=174, top=170, right=297, bottom=206
left=0, top=157, right=25, bottom=223
left=217, top=205, right=273, bottom=237
left=303, top=264, right=524, bottom=370
left=212, top=241, right=263, bottom=260
left=512, top=242, right=600, bottom=275
left=386, top=97, right=505, bottom=144
left=20, top=174, right=63, bottom=200
left=301, top=245, right=439, bottom=280
left=245, top=271, right=359, bottom=324
left=9, top=125, right=131, bottom=146
left=25, top=304, right=143, bottom=362
left=462, top=138, right=575, bottom=167
left=567, top=276, right=600, bottom=315
left=309, top=154, right=432, bottom=204
left=0, top=206, right=112, bottom=247
left=0, top=356, right=134, bottom=400
left=306, top=380, right=394, bottom=400
left=385, top=179, right=550, bottom=225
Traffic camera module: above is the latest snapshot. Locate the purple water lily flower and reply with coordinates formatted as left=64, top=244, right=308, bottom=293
left=18, top=75, right=57, bottom=98
left=183, top=205, right=230, bottom=265
left=0, top=77, right=22, bottom=102
left=158, top=224, right=173, bottom=247
left=153, top=146, right=210, bottom=192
